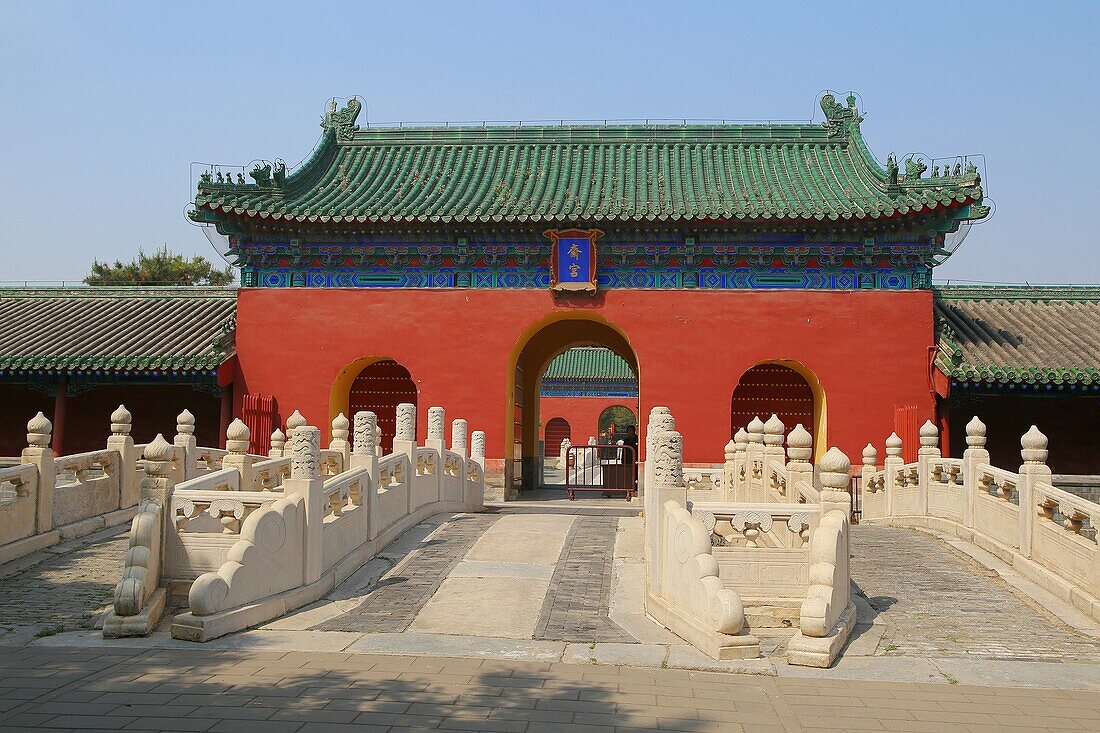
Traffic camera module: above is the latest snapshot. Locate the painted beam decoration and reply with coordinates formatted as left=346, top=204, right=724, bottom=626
left=547, top=229, right=601, bottom=293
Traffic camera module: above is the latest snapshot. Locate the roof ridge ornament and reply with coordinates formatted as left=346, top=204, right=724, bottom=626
left=820, top=92, right=862, bottom=137
left=323, top=97, right=363, bottom=141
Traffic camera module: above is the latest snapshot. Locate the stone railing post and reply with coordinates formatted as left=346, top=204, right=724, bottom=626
left=961, top=416, right=987, bottom=528
left=916, top=420, right=940, bottom=516
left=222, top=419, right=253, bottom=489
left=643, top=407, right=674, bottom=573
left=1018, top=425, right=1050, bottom=558
left=470, top=430, right=486, bottom=470
left=108, top=405, right=139, bottom=508
left=451, top=417, right=468, bottom=459
left=559, top=438, right=571, bottom=472
left=786, top=423, right=814, bottom=502
left=763, top=414, right=786, bottom=500
left=722, top=437, right=736, bottom=501
left=284, top=425, right=324, bottom=584
left=174, top=409, right=198, bottom=480
left=746, top=416, right=766, bottom=500
left=330, top=413, right=351, bottom=470
left=425, top=407, right=446, bottom=500
left=393, top=403, right=417, bottom=513
left=351, top=411, right=379, bottom=538
left=140, top=434, right=180, bottom=578
left=22, top=412, right=55, bottom=534
left=650, top=427, right=685, bottom=599
left=141, top=434, right=181, bottom=502
left=731, top=428, right=748, bottom=500
left=645, top=407, right=674, bottom=494
left=883, top=432, right=903, bottom=517
left=285, top=410, right=307, bottom=443
left=450, top=417, right=468, bottom=501
left=269, top=428, right=286, bottom=458
left=818, top=447, right=852, bottom=519
left=861, top=443, right=878, bottom=500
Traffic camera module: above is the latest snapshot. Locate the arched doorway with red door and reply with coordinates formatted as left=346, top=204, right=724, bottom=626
left=730, top=361, right=826, bottom=457
left=347, top=359, right=418, bottom=454
left=544, top=417, right=571, bottom=455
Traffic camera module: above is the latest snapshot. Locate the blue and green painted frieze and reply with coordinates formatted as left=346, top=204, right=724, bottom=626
left=234, top=241, right=936, bottom=290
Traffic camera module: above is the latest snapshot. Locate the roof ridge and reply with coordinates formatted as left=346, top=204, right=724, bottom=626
left=935, top=285, right=1100, bottom=301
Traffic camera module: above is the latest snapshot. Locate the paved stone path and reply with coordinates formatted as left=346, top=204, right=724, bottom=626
left=0, top=527, right=128, bottom=640
left=315, top=513, right=499, bottom=633
left=534, top=515, right=633, bottom=643
left=850, top=524, right=1100, bottom=661
left=0, top=644, right=1094, bottom=732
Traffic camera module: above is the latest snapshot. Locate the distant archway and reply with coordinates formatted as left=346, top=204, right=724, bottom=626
left=731, top=361, right=826, bottom=457
left=598, top=405, right=636, bottom=442
left=544, top=417, right=571, bottom=456
left=346, top=359, right=417, bottom=453
left=506, top=314, right=639, bottom=495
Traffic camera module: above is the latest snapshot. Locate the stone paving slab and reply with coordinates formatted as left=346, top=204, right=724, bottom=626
left=313, top=513, right=498, bottom=633
left=450, top=560, right=556, bottom=581
left=534, top=515, right=634, bottom=643
left=1, top=644, right=1096, bottom=732
left=409, top=575, right=552, bottom=638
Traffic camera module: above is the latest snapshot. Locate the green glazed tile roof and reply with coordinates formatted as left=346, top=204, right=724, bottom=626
left=543, top=347, right=636, bottom=382
left=192, top=95, right=987, bottom=229
left=0, top=288, right=237, bottom=374
left=934, top=286, right=1100, bottom=386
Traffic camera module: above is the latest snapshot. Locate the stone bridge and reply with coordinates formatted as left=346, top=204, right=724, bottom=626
left=0, top=404, right=1097, bottom=687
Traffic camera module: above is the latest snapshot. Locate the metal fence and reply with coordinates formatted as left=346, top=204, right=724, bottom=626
left=564, top=444, right=637, bottom=500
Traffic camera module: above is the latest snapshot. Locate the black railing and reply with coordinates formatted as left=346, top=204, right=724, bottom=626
left=564, top=444, right=637, bottom=500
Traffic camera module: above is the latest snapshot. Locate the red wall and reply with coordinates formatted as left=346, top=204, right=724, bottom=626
left=539, top=396, right=637, bottom=450
left=234, top=288, right=936, bottom=465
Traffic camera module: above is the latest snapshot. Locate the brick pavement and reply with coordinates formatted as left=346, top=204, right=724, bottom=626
left=0, top=527, right=129, bottom=638
left=315, top=513, right=500, bottom=633
left=534, top=515, right=633, bottom=643
left=850, top=525, right=1100, bottom=661
left=0, top=644, right=1093, bottom=732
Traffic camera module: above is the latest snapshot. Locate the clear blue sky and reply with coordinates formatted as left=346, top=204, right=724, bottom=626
left=1, top=1, right=1097, bottom=284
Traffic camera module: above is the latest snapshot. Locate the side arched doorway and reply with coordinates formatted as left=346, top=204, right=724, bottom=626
left=347, top=359, right=417, bottom=453
left=507, top=316, right=639, bottom=496
left=544, top=417, right=571, bottom=455
left=731, top=362, right=825, bottom=455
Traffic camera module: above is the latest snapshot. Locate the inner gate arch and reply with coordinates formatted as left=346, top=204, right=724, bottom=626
left=506, top=315, right=639, bottom=494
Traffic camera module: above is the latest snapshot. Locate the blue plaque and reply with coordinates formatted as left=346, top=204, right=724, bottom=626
left=546, top=228, right=601, bottom=292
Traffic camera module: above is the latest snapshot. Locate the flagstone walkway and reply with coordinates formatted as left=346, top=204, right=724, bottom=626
left=311, top=508, right=635, bottom=643
left=851, top=525, right=1100, bottom=661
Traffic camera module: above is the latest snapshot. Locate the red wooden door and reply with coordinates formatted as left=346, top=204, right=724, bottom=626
left=348, top=360, right=417, bottom=454
left=544, top=417, right=571, bottom=455
left=730, top=364, right=814, bottom=439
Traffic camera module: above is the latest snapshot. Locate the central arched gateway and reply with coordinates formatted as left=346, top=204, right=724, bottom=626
left=506, top=316, right=639, bottom=496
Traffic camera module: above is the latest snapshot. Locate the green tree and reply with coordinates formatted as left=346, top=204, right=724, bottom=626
left=84, top=245, right=234, bottom=286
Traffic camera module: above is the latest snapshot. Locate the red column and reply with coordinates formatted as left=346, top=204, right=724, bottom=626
left=52, top=376, right=67, bottom=455
left=219, top=382, right=233, bottom=450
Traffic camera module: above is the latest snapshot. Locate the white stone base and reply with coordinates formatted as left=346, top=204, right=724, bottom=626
left=102, top=588, right=166, bottom=639
left=646, top=592, right=760, bottom=660
left=786, top=600, right=857, bottom=668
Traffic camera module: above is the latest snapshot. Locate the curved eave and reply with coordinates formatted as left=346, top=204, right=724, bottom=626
left=197, top=195, right=981, bottom=228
